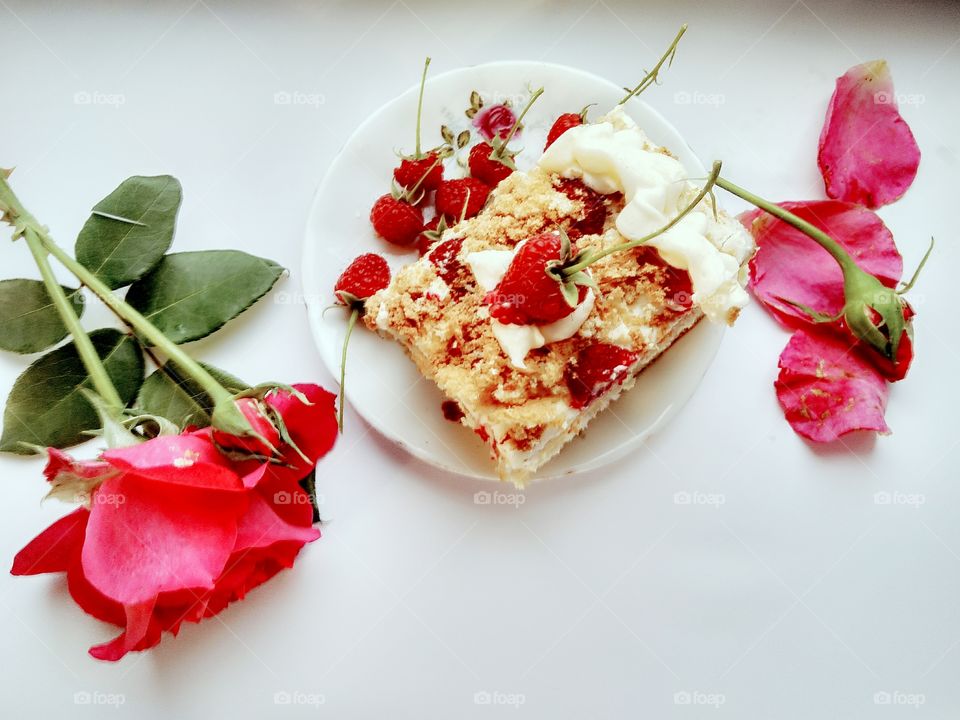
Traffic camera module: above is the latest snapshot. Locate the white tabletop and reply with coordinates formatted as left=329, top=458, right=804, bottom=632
left=1, top=1, right=958, bottom=717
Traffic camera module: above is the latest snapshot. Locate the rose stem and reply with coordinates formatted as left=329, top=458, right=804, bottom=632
left=33, top=230, right=237, bottom=411
left=714, top=176, right=855, bottom=272
left=561, top=160, right=722, bottom=276
left=619, top=24, right=688, bottom=105
left=0, top=174, right=124, bottom=409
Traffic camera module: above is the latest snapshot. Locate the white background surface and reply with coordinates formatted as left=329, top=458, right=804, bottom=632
left=1, top=1, right=958, bottom=717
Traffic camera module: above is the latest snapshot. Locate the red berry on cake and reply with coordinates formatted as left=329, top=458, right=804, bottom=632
left=434, top=177, right=491, bottom=223
left=484, top=231, right=589, bottom=325
left=370, top=193, right=424, bottom=245
left=564, top=344, right=639, bottom=408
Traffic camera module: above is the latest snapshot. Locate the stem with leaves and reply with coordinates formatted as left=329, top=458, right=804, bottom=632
left=715, top=175, right=931, bottom=361
left=0, top=171, right=258, bottom=439
left=0, top=173, right=124, bottom=410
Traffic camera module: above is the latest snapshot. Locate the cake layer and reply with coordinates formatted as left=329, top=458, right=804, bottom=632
left=365, top=167, right=718, bottom=484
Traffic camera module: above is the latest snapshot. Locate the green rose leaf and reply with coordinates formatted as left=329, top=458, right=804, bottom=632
left=0, top=328, right=144, bottom=454
left=136, top=361, right=248, bottom=429
left=0, top=279, right=85, bottom=354
left=125, top=250, right=284, bottom=344
left=76, top=175, right=182, bottom=289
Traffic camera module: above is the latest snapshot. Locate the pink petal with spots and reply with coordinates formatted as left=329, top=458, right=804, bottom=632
left=817, top=60, right=920, bottom=208
left=101, top=434, right=241, bottom=491
left=742, top=200, right=902, bottom=327
left=775, top=329, right=890, bottom=442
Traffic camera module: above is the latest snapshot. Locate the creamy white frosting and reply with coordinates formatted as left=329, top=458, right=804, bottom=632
left=538, top=106, right=754, bottom=323
left=466, top=249, right=515, bottom=292
left=465, top=246, right=595, bottom=369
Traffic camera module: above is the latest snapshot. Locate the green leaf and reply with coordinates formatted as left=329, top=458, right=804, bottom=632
left=76, top=175, right=182, bottom=289
left=125, top=250, right=284, bottom=344
left=0, top=279, right=85, bottom=354
left=135, top=361, right=248, bottom=429
left=0, top=328, right=144, bottom=454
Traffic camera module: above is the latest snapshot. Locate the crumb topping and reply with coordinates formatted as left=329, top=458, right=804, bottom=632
left=364, top=167, right=702, bottom=471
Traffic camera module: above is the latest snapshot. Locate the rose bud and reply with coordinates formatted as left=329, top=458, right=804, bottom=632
left=212, top=396, right=281, bottom=457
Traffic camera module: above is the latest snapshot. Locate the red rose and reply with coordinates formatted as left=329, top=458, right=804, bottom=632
left=472, top=103, right=517, bottom=141
left=11, top=384, right=336, bottom=661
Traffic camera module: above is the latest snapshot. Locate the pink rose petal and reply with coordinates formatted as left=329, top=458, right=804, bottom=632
left=776, top=329, right=891, bottom=442
left=742, top=200, right=902, bottom=326
left=88, top=600, right=159, bottom=662
left=102, top=434, right=241, bottom=491
left=235, top=491, right=319, bottom=551
left=43, top=448, right=112, bottom=484
left=818, top=60, right=920, bottom=208
left=11, top=507, right=88, bottom=576
left=81, top=474, right=245, bottom=606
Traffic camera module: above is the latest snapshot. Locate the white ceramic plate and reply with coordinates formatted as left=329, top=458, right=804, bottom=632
left=302, top=60, right=724, bottom=482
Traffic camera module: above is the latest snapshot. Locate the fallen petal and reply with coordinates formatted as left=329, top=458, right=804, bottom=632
left=817, top=60, right=921, bottom=208
left=776, top=329, right=891, bottom=442
left=742, top=201, right=902, bottom=326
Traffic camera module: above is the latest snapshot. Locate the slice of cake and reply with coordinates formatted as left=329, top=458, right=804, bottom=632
left=365, top=107, right=754, bottom=484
